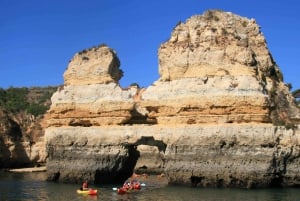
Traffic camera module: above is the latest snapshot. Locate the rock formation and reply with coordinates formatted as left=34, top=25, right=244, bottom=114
left=64, top=44, right=123, bottom=86
left=45, top=10, right=300, bottom=188
left=0, top=87, right=55, bottom=168
left=144, top=10, right=298, bottom=125
left=0, top=109, right=46, bottom=168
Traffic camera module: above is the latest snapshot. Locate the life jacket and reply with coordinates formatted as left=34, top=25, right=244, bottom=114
left=82, top=182, right=88, bottom=189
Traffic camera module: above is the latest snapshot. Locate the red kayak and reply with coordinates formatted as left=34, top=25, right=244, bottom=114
left=116, top=180, right=142, bottom=194
left=117, top=184, right=141, bottom=194
left=117, top=187, right=127, bottom=195
left=117, top=187, right=139, bottom=194
left=133, top=183, right=141, bottom=190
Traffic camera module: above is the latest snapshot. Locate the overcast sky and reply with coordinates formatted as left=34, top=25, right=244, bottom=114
left=0, top=0, right=299, bottom=91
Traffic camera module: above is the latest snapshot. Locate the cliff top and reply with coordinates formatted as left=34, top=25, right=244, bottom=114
left=158, top=10, right=281, bottom=82
left=64, top=44, right=123, bottom=86
left=48, top=10, right=300, bottom=127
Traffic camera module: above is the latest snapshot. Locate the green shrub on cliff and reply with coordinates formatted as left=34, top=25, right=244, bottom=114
left=0, top=88, right=6, bottom=107
left=26, top=103, right=48, bottom=117
left=0, top=87, right=29, bottom=112
left=0, top=86, right=57, bottom=116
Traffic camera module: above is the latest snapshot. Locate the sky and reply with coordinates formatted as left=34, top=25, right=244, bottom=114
left=0, top=0, right=299, bottom=91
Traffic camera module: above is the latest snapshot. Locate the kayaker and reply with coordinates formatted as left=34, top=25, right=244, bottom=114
left=81, top=181, right=89, bottom=191
left=131, top=180, right=141, bottom=190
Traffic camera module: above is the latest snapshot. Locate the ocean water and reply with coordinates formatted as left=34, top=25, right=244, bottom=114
left=1, top=171, right=300, bottom=201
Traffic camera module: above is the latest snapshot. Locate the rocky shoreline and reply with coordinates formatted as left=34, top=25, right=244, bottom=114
left=8, top=166, right=46, bottom=173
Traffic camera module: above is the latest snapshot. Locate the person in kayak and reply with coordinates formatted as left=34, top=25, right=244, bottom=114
left=80, top=181, right=89, bottom=191
left=123, top=181, right=132, bottom=191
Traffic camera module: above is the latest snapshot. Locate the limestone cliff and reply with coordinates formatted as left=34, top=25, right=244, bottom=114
left=45, top=10, right=300, bottom=188
left=0, top=109, right=46, bottom=168
left=0, top=87, right=56, bottom=168
left=144, top=10, right=299, bottom=125
left=47, top=45, right=135, bottom=127
left=64, top=45, right=122, bottom=86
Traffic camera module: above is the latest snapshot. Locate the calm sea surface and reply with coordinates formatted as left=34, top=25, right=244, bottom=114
left=1, top=171, right=300, bottom=201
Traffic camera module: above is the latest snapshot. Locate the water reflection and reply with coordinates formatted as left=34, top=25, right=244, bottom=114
left=1, top=172, right=300, bottom=201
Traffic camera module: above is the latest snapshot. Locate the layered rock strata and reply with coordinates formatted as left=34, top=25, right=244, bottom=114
left=46, top=124, right=300, bottom=187
left=45, top=10, right=300, bottom=188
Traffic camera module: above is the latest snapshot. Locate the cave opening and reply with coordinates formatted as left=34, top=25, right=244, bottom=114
left=128, top=136, right=167, bottom=175
left=94, top=136, right=167, bottom=184
left=94, top=144, right=140, bottom=184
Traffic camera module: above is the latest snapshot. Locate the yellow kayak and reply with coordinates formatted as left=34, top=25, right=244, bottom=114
left=77, top=189, right=98, bottom=195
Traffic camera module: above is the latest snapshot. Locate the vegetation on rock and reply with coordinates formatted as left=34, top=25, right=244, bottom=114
left=0, top=86, right=57, bottom=116
left=0, top=86, right=57, bottom=168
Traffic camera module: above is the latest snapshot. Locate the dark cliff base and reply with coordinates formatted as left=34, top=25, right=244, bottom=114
left=45, top=125, right=300, bottom=188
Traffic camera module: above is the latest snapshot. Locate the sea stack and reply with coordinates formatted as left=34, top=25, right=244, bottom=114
left=45, top=10, right=300, bottom=188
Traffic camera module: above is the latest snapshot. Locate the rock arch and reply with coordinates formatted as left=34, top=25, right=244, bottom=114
left=123, top=136, right=167, bottom=176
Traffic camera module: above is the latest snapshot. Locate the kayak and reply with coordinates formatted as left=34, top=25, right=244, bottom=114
left=117, top=187, right=127, bottom=195
left=77, top=189, right=98, bottom=195
left=77, top=189, right=97, bottom=195
left=116, top=180, right=143, bottom=194
left=133, top=183, right=141, bottom=190
left=116, top=186, right=141, bottom=195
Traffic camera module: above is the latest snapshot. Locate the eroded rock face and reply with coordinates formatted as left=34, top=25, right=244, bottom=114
left=47, top=45, right=140, bottom=127
left=141, top=77, right=270, bottom=124
left=158, top=10, right=274, bottom=81
left=64, top=45, right=122, bottom=86
left=46, top=124, right=300, bottom=187
left=47, top=83, right=136, bottom=127
left=142, top=10, right=299, bottom=125
left=0, top=109, right=46, bottom=168
left=45, top=11, right=300, bottom=188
